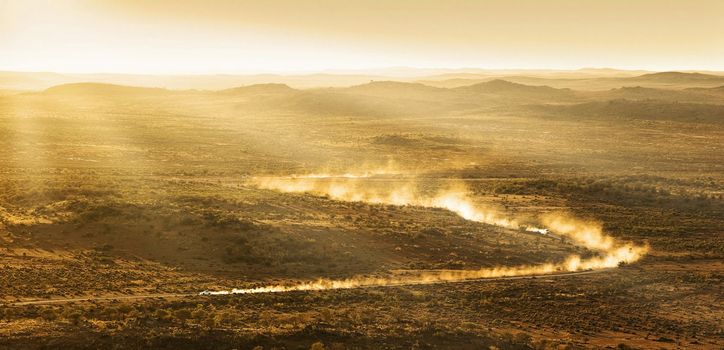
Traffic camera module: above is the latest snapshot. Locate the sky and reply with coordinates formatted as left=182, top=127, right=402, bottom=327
left=2, top=0, right=723, bottom=74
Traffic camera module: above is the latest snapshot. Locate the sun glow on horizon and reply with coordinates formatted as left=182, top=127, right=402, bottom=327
left=2, top=0, right=724, bottom=74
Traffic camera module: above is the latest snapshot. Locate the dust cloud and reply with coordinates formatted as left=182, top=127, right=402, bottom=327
left=203, top=173, right=648, bottom=295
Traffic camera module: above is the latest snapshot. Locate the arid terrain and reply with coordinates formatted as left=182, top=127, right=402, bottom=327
left=0, top=70, right=722, bottom=349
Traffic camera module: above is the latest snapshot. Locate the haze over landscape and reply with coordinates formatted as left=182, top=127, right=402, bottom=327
left=3, top=0, right=724, bottom=74
left=0, top=1, right=722, bottom=349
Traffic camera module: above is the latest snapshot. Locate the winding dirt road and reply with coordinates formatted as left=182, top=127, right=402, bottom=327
left=6, top=268, right=610, bottom=306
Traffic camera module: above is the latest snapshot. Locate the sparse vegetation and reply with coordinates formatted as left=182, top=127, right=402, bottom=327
left=0, top=70, right=722, bottom=349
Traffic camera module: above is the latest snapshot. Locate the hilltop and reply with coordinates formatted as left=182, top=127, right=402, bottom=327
left=630, top=71, right=724, bottom=83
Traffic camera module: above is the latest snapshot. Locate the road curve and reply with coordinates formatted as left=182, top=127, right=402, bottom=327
left=5, top=268, right=611, bottom=307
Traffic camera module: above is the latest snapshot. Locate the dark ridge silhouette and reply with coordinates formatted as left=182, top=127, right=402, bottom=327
left=455, top=79, right=572, bottom=96
left=347, top=80, right=444, bottom=92
left=630, top=71, right=724, bottom=82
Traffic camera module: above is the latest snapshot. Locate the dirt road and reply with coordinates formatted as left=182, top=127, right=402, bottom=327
left=6, top=268, right=610, bottom=306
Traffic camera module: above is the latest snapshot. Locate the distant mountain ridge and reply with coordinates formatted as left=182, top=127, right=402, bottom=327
left=43, top=82, right=170, bottom=96
left=631, top=72, right=724, bottom=82
left=34, top=77, right=724, bottom=113
left=419, top=71, right=724, bottom=90
left=455, top=79, right=568, bottom=93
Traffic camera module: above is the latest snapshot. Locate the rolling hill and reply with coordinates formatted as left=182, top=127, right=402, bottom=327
left=43, top=82, right=172, bottom=97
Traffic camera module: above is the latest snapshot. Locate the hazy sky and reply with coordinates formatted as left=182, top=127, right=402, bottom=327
left=2, top=0, right=723, bottom=74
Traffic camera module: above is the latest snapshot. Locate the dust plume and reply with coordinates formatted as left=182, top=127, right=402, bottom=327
left=203, top=174, right=648, bottom=295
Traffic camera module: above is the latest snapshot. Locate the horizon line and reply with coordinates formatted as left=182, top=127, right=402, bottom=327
left=6, top=66, right=724, bottom=77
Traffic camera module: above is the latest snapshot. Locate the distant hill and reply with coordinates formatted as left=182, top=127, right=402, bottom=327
left=43, top=83, right=171, bottom=97
left=594, top=86, right=724, bottom=104
left=456, top=79, right=560, bottom=93
left=339, top=79, right=577, bottom=105
left=688, top=85, right=724, bottom=91
left=220, top=83, right=296, bottom=95
left=30, top=80, right=724, bottom=119
left=5, top=70, right=724, bottom=91
left=685, top=85, right=724, bottom=98
left=267, top=91, right=397, bottom=117
left=421, top=72, right=724, bottom=91
left=534, top=99, right=724, bottom=123
left=630, top=72, right=724, bottom=83
left=454, top=79, right=575, bottom=101
left=342, top=81, right=449, bottom=100
left=415, top=78, right=487, bottom=88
